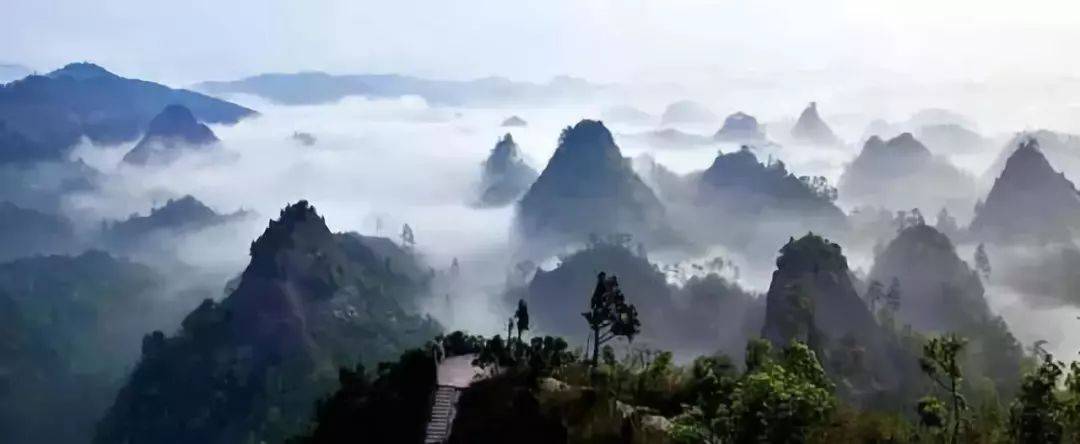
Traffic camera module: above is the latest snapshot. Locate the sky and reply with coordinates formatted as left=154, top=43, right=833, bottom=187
left=4, top=0, right=1080, bottom=87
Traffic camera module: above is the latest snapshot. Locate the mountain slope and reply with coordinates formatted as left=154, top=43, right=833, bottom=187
left=94, top=201, right=440, bottom=444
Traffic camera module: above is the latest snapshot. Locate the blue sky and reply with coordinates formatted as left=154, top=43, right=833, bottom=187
left=3, top=0, right=1078, bottom=86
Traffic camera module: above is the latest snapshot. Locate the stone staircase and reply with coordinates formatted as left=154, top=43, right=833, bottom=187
left=423, top=385, right=461, bottom=443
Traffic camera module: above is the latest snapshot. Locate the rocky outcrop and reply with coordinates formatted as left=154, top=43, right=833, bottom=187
left=516, top=120, right=670, bottom=249
left=94, top=201, right=440, bottom=444
left=790, top=102, right=840, bottom=146
left=476, top=134, right=538, bottom=207
left=970, top=139, right=1080, bottom=243
left=761, top=234, right=909, bottom=403
left=122, top=105, right=219, bottom=164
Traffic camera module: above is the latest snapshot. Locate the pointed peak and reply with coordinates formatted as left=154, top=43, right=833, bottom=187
left=1001, top=137, right=1054, bottom=176
left=500, top=133, right=514, bottom=144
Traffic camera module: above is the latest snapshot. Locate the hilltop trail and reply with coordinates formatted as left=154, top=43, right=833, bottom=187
left=424, top=354, right=482, bottom=443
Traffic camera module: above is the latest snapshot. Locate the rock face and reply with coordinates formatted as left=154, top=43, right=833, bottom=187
left=517, top=120, right=670, bottom=249
left=713, top=112, right=765, bottom=142
left=122, top=105, right=219, bottom=164
left=971, top=139, right=1080, bottom=242
left=838, top=133, right=974, bottom=213
left=869, top=224, right=1022, bottom=390
left=476, top=134, right=538, bottom=207
left=790, top=102, right=840, bottom=145
left=761, top=234, right=908, bottom=403
left=0, top=63, right=253, bottom=163
left=660, top=100, right=717, bottom=125
left=94, top=201, right=440, bottom=444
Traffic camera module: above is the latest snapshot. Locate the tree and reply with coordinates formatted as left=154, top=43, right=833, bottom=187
left=974, top=243, right=991, bottom=279
left=582, top=272, right=641, bottom=369
left=919, top=334, right=969, bottom=444
left=1009, top=353, right=1065, bottom=443
left=400, top=223, right=415, bottom=250
left=514, top=299, right=529, bottom=343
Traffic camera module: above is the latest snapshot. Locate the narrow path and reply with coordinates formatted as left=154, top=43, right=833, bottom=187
left=423, top=354, right=481, bottom=443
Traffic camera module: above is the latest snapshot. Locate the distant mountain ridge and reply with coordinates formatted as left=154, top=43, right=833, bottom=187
left=195, top=71, right=606, bottom=106
left=0, top=62, right=253, bottom=163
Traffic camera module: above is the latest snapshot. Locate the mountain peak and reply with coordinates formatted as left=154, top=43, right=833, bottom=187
left=714, top=111, right=765, bottom=142
left=47, top=62, right=117, bottom=81
left=790, top=101, right=840, bottom=145
left=972, top=138, right=1080, bottom=242
left=122, top=104, right=219, bottom=164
